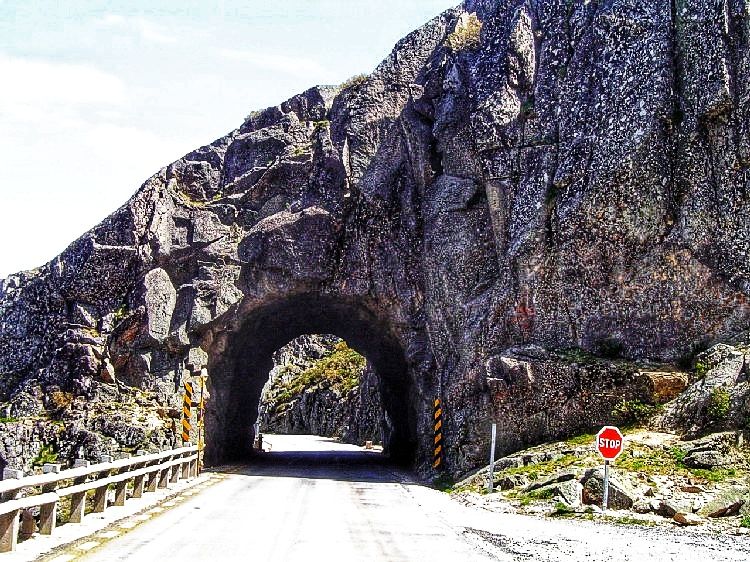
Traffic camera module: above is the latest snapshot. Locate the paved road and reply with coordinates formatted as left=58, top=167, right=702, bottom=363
left=78, top=434, right=750, bottom=562
left=80, top=435, right=496, bottom=562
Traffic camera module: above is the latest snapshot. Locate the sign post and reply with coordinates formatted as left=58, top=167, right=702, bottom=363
left=487, top=423, right=497, bottom=493
left=595, top=426, right=624, bottom=512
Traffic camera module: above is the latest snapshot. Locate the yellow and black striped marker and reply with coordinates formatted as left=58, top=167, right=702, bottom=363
left=433, top=398, right=443, bottom=469
left=182, top=381, right=193, bottom=444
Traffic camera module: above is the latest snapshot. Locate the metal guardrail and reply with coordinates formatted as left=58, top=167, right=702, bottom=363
left=0, top=446, right=199, bottom=553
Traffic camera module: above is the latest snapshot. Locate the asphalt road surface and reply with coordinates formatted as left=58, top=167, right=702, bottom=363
left=80, top=435, right=496, bottom=562
left=79, top=434, right=750, bottom=562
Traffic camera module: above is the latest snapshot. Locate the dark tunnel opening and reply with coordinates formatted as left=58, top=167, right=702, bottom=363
left=203, top=294, right=417, bottom=466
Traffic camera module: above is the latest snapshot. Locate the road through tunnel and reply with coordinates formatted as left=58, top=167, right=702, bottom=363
left=202, top=294, right=417, bottom=467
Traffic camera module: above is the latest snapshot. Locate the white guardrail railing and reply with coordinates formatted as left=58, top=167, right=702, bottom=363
left=0, top=446, right=199, bottom=553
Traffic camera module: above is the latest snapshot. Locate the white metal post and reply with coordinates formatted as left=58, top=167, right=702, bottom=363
left=602, top=460, right=610, bottom=512
left=487, top=423, right=497, bottom=493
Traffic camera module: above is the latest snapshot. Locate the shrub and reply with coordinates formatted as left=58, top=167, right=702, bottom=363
left=447, top=13, right=483, bottom=52
left=670, top=446, right=686, bottom=467
left=741, top=515, right=750, bottom=529
left=339, top=74, right=368, bottom=92
left=611, top=400, right=659, bottom=426
left=552, top=502, right=575, bottom=516
left=707, top=387, right=730, bottom=421
left=694, top=359, right=710, bottom=379
left=32, top=444, right=58, bottom=467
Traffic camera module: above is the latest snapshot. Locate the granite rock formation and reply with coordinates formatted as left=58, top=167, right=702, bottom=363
left=1, top=1, right=749, bottom=475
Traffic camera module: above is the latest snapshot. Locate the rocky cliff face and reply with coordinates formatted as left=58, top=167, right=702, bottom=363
left=259, top=335, right=384, bottom=444
left=1, top=1, right=749, bottom=476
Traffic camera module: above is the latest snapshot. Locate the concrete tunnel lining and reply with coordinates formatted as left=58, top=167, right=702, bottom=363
left=203, top=294, right=417, bottom=466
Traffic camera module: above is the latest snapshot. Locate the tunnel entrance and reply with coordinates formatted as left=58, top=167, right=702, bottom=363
left=203, top=294, right=417, bottom=466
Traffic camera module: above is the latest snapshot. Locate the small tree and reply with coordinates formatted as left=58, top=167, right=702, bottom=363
left=447, top=13, right=483, bottom=52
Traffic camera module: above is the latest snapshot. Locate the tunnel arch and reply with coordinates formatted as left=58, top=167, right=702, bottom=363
left=202, top=293, right=417, bottom=466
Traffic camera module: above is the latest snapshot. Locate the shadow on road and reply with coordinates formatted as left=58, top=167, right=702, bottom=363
left=213, top=447, right=415, bottom=484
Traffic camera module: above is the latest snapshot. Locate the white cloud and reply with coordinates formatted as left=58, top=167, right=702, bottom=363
left=0, top=54, right=126, bottom=108
left=0, top=54, right=188, bottom=277
left=218, top=48, right=334, bottom=79
left=96, top=14, right=177, bottom=45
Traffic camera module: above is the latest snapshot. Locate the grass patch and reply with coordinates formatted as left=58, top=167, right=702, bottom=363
left=707, top=387, right=730, bottom=421
left=0, top=416, right=19, bottom=423
left=741, top=515, right=750, bottom=528
left=566, top=432, right=596, bottom=446
left=551, top=502, right=576, bottom=517
left=526, top=487, right=556, bottom=500
left=689, top=467, right=737, bottom=483
left=266, top=341, right=366, bottom=407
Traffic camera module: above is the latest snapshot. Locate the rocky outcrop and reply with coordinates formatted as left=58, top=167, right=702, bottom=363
left=1, top=1, right=749, bottom=476
left=259, top=336, right=384, bottom=445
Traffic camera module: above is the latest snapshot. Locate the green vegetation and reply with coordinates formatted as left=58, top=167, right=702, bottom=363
left=551, top=502, right=575, bottom=516
left=526, top=487, right=555, bottom=500
left=339, top=74, right=368, bottom=91
left=707, top=387, right=730, bottom=421
left=266, top=341, right=366, bottom=407
left=312, top=120, right=330, bottom=132
left=555, top=347, right=598, bottom=365
left=566, top=432, right=596, bottom=446
left=690, top=467, right=737, bottom=483
left=611, top=400, right=660, bottom=427
left=447, top=13, right=483, bottom=52
left=741, top=515, right=750, bottom=528
left=670, top=446, right=687, bottom=466
left=0, top=416, right=18, bottom=423
left=32, top=444, right=58, bottom=467
left=694, top=359, right=710, bottom=379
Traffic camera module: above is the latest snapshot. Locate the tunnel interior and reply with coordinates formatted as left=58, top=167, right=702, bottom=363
left=204, top=294, right=416, bottom=466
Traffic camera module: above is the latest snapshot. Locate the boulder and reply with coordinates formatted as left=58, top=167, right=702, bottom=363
left=707, top=499, right=746, bottom=518
left=581, top=468, right=636, bottom=510
left=674, top=512, right=704, bottom=526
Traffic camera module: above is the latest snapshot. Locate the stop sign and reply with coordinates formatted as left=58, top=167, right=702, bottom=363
left=596, top=426, right=624, bottom=461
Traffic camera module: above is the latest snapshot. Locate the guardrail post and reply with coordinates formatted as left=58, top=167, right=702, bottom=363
left=132, top=475, right=146, bottom=498
left=70, top=459, right=89, bottom=524
left=39, top=498, right=57, bottom=536
left=0, top=468, right=23, bottom=552
left=169, top=463, right=179, bottom=484
left=70, top=493, right=86, bottom=523
left=93, top=485, right=108, bottom=513
left=181, top=458, right=190, bottom=480
left=0, top=510, right=19, bottom=553
left=190, top=459, right=198, bottom=478
left=146, top=470, right=159, bottom=493
left=39, top=462, right=60, bottom=536
left=158, top=467, right=169, bottom=489
left=114, top=481, right=127, bottom=507
left=20, top=509, right=36, bottom=540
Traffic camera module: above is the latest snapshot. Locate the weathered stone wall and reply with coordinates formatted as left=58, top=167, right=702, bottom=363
left=1, top=1, right=749, bottom=476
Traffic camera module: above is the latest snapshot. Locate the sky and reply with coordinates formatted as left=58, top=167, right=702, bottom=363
left=0, top=0, right=455, bottom=278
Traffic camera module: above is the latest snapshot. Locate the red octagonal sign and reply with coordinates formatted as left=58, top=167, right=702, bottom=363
left=596, top=426, right=624, bottom=461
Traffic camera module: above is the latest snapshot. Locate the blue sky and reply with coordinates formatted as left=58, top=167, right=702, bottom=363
left=0, top=0, right=455, bottom=278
